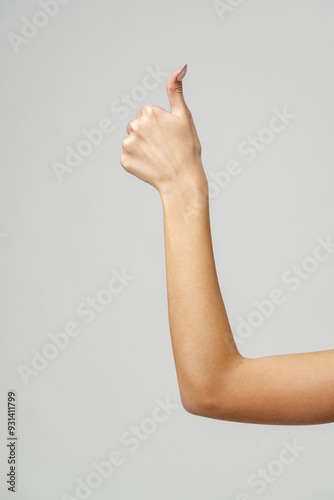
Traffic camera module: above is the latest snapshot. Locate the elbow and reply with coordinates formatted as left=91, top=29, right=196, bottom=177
left=182, top=399, right=217, bottom=418
left=180, top=381, right=223, bottom=418
left=180, top=357, right=245, bottom=419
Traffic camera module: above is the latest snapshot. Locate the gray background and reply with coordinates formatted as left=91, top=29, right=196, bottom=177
left=1, top=0, right=334, bottom=498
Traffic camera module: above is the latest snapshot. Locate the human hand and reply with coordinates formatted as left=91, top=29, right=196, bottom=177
left=120, top=65, right=207, bottom=199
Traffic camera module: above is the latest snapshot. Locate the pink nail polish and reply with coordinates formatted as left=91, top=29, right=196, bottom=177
left=177, top=64, right=187, bottom=82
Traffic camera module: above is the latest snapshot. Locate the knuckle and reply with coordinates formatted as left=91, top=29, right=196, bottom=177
left=143, top=104, right=158, bottom=116
left=122, top=136, right=133, bottom=149
left=129, top=119, right=139, bottom=132
left=136, top=108, right=143, bottom=119
left=143, top=105, right=153, bottom=115
left=170, top=85, right=183, bottom=96
left=120, top=152, right=131, bottom=170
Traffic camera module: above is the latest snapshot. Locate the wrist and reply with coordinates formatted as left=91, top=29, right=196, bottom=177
left=160, top=173, right=209, bottom=220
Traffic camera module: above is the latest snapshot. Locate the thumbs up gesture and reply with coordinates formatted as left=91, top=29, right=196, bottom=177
left=120, top=65, right=207, bottom=199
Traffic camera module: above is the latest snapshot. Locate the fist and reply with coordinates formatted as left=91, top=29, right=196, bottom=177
left=120, top=67, right=206, bottom=196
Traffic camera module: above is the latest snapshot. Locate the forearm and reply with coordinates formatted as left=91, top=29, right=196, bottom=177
left=160, top=176, right=334, bottom=425
left=160, top=173, right=241, bottom=412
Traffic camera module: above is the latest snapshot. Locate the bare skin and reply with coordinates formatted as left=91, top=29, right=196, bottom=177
left=120, top=67, right=334, bottom=425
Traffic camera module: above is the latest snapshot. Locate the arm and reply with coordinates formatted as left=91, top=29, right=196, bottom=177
left=120, top=66, right=334, bottom=425
left=161, top=186, right=334, bottom=425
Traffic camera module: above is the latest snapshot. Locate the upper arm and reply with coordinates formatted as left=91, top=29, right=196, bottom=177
left=187, top=349, right=334, bottom=425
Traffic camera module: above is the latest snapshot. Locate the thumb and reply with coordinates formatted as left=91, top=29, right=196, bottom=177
left=166, top=64, right=188, bottom=116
